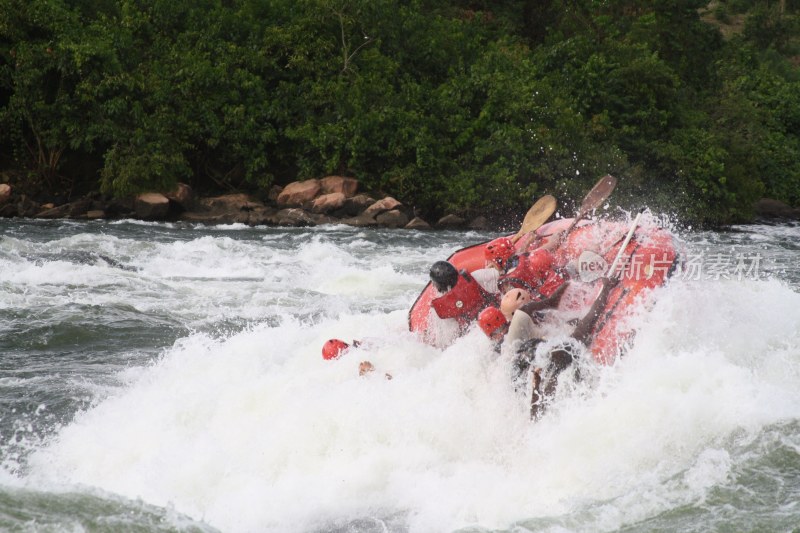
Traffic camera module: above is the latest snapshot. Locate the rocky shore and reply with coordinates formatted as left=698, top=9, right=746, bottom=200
left=0, top=176, right=495, bottom=230
left=1, top=178, right=797, bottom=229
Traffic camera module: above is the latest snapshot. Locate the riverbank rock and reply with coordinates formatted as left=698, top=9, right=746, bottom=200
left=0, top=173, right=489, bottom=231
left=341, top=213, right=379, bottom=227
left=311, top=192, right=346, bottom=214
left=320, top=176, right=358, bottom=197
left=405, top=217, right=432, bottom=230
left=273, top=208, right=316, bottom=226
left=469, top=216, right=490, bottom=230
left=68, top=198, right=92, bottom=217
left=277, top=179, right=321, bottom=207
left=342, top=194, right=376, bottom=216
left=36, top=204, right=70, bottom=218
left=268, top=184, right=283, bottom=203
left=437, top=214, right=466, bottom=228
left=20, top=197, right=40, bottom=216
left=176, top=193, right=265, bottom=224
left=754, top=198, right=800, bottom=220
left=364, top=197, right=403, bottom=218
left=135, top=193, right=170, bottom=220
left=203, top=193, right=263, bottom=212
left=166, top=182, right=193, bottom=210
left=376, top=209, right=409, bottom=228
left=0, top=184, right=11, bottom=205
left=247, top=206, right=279, bottom=226
left=35, top=197, right=90, bottom=219
left=104, top=197, right=135, bottom=218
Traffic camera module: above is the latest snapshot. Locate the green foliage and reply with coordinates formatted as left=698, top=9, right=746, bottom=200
left=0, top=0, right=95, bottom=194
left=743, top=2, right=796, bottom=51
left=1, top=0, right=799, bottom=224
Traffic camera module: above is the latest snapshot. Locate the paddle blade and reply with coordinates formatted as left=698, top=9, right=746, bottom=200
left=578, top=174, right=617, bottom=216
left=562, top=174, right=618, bottom=238
left=512, top=195, right=557, bottom=243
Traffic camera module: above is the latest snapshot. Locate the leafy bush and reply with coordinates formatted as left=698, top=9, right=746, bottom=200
left=1, top=0, right=799, bottom=224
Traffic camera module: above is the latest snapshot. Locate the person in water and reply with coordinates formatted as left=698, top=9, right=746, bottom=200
left=428, top=260, right=498, bottom=332
left=478, top=277, right=619, bottom=419
left=477, top=283, right=568, bottom=381
left=321, top=338, right=393, bottom=379
left=529, top=277, right=618, bottom=419
left=478, top=283, right=569, bottom=349
left=322, top=338, right=353, bottom=360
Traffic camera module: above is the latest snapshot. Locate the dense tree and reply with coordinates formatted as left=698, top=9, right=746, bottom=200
left=1, top=0, right=799, bottom=224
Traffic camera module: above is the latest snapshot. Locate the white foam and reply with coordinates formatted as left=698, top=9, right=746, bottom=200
left=20, top=274, right=800, bottom=532
left=6, top=221, right=800, bottom=532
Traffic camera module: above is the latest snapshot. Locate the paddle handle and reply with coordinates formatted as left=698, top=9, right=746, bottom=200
left=607, top=209, right=644, bottom=279
left=559, top=205, right=590, bottom=244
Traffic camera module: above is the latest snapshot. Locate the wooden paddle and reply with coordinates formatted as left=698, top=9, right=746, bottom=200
left=510, top=194, right=557, bottom=244
left=561, top=174, right=617, bottom=239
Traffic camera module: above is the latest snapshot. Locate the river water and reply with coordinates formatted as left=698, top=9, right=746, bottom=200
left=0, top=215, right=799, bottom=533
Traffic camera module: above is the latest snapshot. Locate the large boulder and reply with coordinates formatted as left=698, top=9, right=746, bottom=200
left=268, top=184, right=283, bottom=203
left=17, top=195, right=40, bottom=217
left=437, top=214, right=466, bottom=228
left=36, top=196, right=96, bottom=219
left=135, top=193, right=170, bottom=220
left=166, top=182, right=193, bottom=210
left=405, top=217, right=432, bottom=230
left=376, top=209, right=409, bottom=228
left=36, top=204, right=72, bottom=219
left=0, top=184, right=11, bottom=205
left=276, top=179, right=321, bottom=207
left=309, top=212, right=337, bottom=225
left=320, top=176, right=358, bottom=198
left=341, top=213, right=379, bottom=227
left=469, top=216, right=490, bottom=230
left=273, top=208, right=316, bottom=227
left=178, top=212, right=233, bottom=225
left=179, top=194, right=265, bottom=224
left=363, top=197, right=403, bottom=218
left=754, top=198, right=800, bottom=220
left=105, top=197, right=135, bottom=218
left=311, top=192, right=347, bottom=214
left=341, top=194, right=376, bottom=216
left=67, top=197, right=92, bottom=217
left=202, top=193, right=263, bottom=212
left=247, top=206, right=279, bottom=226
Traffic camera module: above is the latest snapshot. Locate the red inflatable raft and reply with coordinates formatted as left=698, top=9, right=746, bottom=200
left=408, top=217, right=681, bottom=364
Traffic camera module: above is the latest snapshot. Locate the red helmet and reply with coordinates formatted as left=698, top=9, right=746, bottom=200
left=478, top=306, right=508, bottom=340
left=484, top=237, right=514, bottom=270
left=322, top=339, right=350, bottom=360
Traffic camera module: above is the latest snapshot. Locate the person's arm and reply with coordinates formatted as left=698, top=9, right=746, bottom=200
left=570, top=277, right=618, bottom=345
left=518, top=281, right=568, bottom=315
left=519, top=228, right=565, bottom=255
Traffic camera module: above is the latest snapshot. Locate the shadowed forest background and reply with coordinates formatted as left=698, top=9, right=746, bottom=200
left=1, top=0, right=799, bottom=225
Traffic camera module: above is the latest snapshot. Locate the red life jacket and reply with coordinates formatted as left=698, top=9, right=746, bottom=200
left=499, top=249, right=566, bottom=297
left=431, top=270, right=497, bottom=328
left=538, top=270, right=566, bottom=297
